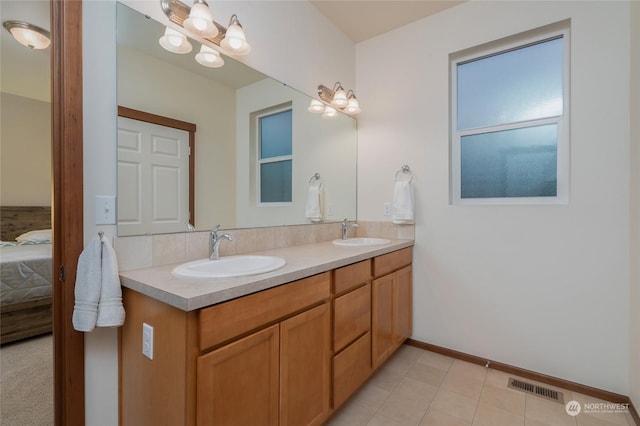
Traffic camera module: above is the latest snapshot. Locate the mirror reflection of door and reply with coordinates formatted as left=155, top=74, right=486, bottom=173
left=117, top=116, right=192, bottom=235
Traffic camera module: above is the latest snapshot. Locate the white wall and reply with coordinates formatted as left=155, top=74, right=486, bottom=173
left=82, top=1, right=354, bottom=424
left=357, top=1, right=631, bottom=394
left=0, top=93, right=51, bottom=206
left=629, top=0, right=640, bottom=411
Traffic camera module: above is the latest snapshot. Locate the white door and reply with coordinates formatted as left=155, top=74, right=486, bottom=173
left=117, top=117, right=190, bottom=236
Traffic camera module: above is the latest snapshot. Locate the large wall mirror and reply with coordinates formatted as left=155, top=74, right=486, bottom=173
left=116, top=2, right=357, bottom=236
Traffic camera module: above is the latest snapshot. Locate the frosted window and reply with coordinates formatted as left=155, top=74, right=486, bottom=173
left=260, top=160, right=292, bottom=202
left=461, top=125, right=557, bottom=198
left=451, top=26, right=568, bottom=204
left=457, top=37, right=563, bottom=130
left=260, top=110, right=292, bottom=158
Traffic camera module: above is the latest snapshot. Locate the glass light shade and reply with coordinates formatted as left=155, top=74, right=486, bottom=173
left=307, top=100, right=325, bottom=114
left=159, top=27, right=192, bottom=54
left=3, top=21, right=50, bottom=49
left=220, top=21, right=251, bottom=55
left=332, top=87, right=348, bottom=108
left=183, top=1, right=218, bottom=38
left=345, top=97, right=361, bottom=115
left=195, top=44, right=224, bottom=68
left=322, top=106, right=338, bottom=119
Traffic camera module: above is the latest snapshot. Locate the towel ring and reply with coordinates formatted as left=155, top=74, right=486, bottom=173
left=395, top=165, right=413, bottom=182
left=308, top=172, right=321, bottom=184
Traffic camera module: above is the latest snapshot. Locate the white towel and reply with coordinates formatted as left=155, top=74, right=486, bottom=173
left=305, top=184, right=324, bottom=222
left=96, top=235, right=125, bottom=327
left=72, top=237, right=102, bottom=332
left=392, top=181, right=415, bottom=224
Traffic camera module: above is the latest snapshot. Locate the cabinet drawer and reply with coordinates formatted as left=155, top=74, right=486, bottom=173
left=333, top=259, right=371, bottom=295
left=333, top=332, right=372, bottom=409
left=199, top=272, right=331, bottom=351
left=373, top=247, right=413, bottom=277
left=333, top=283, right=370, bottom=352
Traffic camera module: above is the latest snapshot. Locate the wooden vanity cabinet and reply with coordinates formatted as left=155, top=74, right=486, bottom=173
left=372, top=248, right=413, bottom=369
left=120, top=246, right=413, bottom=426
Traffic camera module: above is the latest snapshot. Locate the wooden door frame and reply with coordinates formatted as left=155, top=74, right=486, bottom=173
left=51, top=0, right=85, bottom=424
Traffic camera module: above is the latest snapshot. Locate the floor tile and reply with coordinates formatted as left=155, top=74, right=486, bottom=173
left=525, top=394, right=578, bottom=426
left=473, top=401, right=525, bottom=426
left=406, top=362, right=449, bottom=388
left=420, top=409, right=473, bottom=426
left=429, top=389, right=479, bottom=422
left=571, top=392, right=631, bottom=426
left=377, top=377, right=437, bottom=425
left=440, top=370, right=485, bottom=400
left=417, top=351, right=454, bottom=372
left=479, top=382, right=526, bottom=416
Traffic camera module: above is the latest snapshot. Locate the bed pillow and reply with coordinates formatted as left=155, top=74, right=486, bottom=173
left=15, top=229, right=52, bottom=243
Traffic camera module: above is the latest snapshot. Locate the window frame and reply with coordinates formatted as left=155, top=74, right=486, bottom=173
left=450, top=23, right=571, bottom=205
left=255, top=104, right=294, bottom=206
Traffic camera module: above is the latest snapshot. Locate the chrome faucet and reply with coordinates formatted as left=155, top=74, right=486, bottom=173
left=209, top=224, right=233, bottom=260
left=341, top=218, right=359, bottom=240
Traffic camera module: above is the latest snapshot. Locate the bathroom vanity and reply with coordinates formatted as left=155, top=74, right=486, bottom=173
left=118, top=240, right=413, bottom=426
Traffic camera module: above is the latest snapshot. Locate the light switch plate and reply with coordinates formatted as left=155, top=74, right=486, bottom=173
left=142, top=323, right=153, bottom=360
left=95, top=195, right=116, bottom=225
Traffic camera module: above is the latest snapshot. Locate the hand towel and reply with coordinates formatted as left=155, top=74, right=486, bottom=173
left=305, top=184, right=324, bottom=222
left=72, top=237, right=102, bottom=332
left=96, top=235, right=126, bottom=327
left=392, top=180, right=415, bottom=224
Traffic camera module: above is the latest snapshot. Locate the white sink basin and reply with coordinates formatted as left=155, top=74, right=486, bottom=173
left=332, top=237, right=391, bottom=247
left=172, top=255, right=286, bottom=278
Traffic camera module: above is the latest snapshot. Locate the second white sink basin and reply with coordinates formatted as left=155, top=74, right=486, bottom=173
left=332, top=237, right=391, bottom=247
left=172, top=255, right=286, bottom=278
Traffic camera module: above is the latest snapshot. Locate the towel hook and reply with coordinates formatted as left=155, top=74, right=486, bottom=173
left=395, top=165, right=413, bottom=182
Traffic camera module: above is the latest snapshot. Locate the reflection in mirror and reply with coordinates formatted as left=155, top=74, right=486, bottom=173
left=116, top=3, right=357, bottom=236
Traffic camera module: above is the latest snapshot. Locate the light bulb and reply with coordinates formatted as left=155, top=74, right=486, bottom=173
left=159, top=27, right=192, bottom=54
left=183, top=0, right=218, bottom=38
left=195, top=44, right=224, bottom=68
left=307, top=100, right=325, bottom=114
left=332, top=86, right=348, bottom=108
left=322, top=106, right=338, bottom=119
left=220, top=15, right=251, bottom=55
left=345, top=96, right=361, bottom=115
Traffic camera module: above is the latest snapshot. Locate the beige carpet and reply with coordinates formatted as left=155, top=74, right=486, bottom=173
left=0, top=333, right=53, bottom=425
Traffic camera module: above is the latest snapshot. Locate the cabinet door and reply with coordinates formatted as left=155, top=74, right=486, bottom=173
left=197, top=325, right=279, bottom=426
left=280, top=303, right=331, bottom=426
left=394, top=265, right=413, bottom=347
left=372, top=274, right=395, bottom=369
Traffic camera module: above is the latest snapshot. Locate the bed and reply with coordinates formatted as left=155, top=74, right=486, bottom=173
left=0, top=206, right=53, bottom=344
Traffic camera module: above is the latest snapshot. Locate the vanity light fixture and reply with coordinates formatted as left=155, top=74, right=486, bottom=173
left=308, top=82, right=362, bottom=117
left=195, top=44, right=224, bottom=67
left=161, top=0, right=251, bottom=57
left=159, top=26, right=192, bottom=53
left=3, top=20, right=50, bottom=50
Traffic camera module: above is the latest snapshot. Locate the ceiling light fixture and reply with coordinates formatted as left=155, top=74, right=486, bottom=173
left=308, top=82, right=361, bottom=118
left=3, top=20, right=50, bottom=50
left=161, top=0, right=251, bottom=56
left=159, top=26, right=192, bottom=53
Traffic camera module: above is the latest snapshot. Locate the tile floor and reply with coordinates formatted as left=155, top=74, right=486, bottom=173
left=327, top=345, right=637, bottom=426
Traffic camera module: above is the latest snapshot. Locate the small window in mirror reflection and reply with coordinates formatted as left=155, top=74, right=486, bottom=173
left=257, top=107, right=293, bottom=204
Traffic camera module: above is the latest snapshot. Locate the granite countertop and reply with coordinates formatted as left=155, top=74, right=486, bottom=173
left=119, top=239, right=414, bottom=311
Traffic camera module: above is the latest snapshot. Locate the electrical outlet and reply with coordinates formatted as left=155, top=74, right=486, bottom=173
left=384, top=202, right=392, bottom=217
left=142, top=323, right=154, bottom=360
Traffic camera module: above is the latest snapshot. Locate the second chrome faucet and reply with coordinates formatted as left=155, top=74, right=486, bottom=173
left=341, top=218, right=359, bottom=240
left=209, top=224, right=233, bottom=260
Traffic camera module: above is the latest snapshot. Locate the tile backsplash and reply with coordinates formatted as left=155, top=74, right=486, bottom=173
left=113, top=221, right=414, bottom=272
